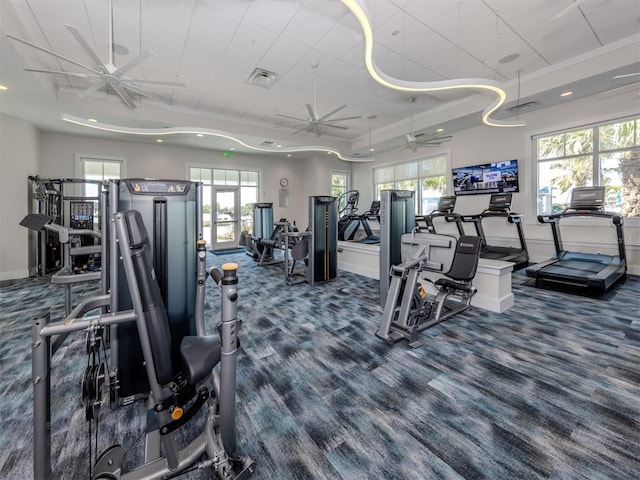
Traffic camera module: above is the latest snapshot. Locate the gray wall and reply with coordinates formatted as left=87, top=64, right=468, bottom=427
left=1, top=84, right=639, bottom=279
left=351, top=88, right=640, bottom=274
left=0, top=123, right=349, bottom=279
left=0, top=114, right=39, bottom=280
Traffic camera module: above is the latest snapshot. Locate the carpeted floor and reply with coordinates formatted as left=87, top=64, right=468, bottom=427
left=0, top=252, right=639, bottom=479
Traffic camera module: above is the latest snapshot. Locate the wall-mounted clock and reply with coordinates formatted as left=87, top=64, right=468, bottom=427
left=280, top=177, right=289, bottom=187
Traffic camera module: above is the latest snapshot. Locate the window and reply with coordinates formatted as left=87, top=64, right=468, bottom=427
left=535, top=116, right=640, bottom=216
left=331, top=171, right=350, bottom=199
left=78, top=156, right=123, bottom=197
left=189, top=167, right=260, bottom=245
left=373, top=154, right=448, bottom=214
left=77, top=155, right=124, bottom=225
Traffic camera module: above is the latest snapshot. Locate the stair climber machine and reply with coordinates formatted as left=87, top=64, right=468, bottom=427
left=338, top=190, right=360, bottom=241
left=30, top=207, right=255, bottom=479
left=461, top=192, right=529, bottom=269
left=526, top=186, right=626, bottom=290
left=420, top=195, right=465, bottom=236
left=376, top=232, right=482, bottom=348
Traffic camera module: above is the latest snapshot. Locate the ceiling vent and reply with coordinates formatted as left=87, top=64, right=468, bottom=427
left=246, top=68, right=279, bottom=89
left=507, top=101, right=539, bottom=112
left=261, top=140, right=280, bottom=147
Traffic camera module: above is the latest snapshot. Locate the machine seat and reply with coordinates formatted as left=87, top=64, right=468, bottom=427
left=123, top=209, right=222, bottom=388
left=434, top=278, right=474, bottom=293
left=180, top=336, right=222, bottom=386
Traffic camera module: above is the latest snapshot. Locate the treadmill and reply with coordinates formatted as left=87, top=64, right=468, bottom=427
left=422, top=195, right=465, bottom=236
left=461, top=192, right=529, bottom=269
left=526, top=186, right=626, bottom=291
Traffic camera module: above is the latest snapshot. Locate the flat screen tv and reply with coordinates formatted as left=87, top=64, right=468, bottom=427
left=452, top=159, right=519, bottom=196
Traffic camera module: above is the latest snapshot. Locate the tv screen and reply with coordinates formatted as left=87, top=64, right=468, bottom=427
left=452, top=159, right=519, bottom=196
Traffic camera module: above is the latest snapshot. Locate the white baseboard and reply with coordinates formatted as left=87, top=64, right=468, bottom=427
left=0, top=270, right=30, bottom=281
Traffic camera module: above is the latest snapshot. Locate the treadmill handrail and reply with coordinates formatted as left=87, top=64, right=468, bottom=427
left=537, top=209, right=626, bottom=261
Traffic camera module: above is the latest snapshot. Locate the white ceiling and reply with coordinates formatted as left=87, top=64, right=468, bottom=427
left=1, top=0, right=639, bottom=160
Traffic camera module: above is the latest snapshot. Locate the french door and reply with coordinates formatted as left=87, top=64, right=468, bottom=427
left=213, top=188, right=239, bottom=250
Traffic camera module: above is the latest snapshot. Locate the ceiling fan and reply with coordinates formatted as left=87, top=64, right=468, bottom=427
left=400, top=96, right=452, bottom=152
left=6, top=0, right=184, bottom=109
left=276, top=61, right=361, bottom=137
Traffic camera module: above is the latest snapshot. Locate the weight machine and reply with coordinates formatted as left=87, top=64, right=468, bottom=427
left=376, top=232, right=481, bottom=348
left=30, top=209, right=254, bottom=479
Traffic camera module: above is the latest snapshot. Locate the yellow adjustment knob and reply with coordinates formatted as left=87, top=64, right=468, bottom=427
left=171, top=406, right=183, bottom=420
left=222, top=262, right=239, bottom=271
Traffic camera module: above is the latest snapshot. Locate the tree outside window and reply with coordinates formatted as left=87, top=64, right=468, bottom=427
left=536, top=117, right=639, bottom=216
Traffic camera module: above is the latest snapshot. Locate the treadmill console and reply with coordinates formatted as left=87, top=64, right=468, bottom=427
left=437, top=196, right=456, bottom=213
left=487, top=193, right=512, bottom=212
left=569, top=186, right=605, bottom=210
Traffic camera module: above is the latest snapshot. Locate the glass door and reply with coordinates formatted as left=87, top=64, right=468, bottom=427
left=213, top=188, right=239, bottom=250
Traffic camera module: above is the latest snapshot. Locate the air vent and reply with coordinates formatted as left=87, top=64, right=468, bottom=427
left=261, top=140, right=280, bottom=147
left=246, top=68, right=279, bottom=89
left=507, top=101, right=539, bottom=112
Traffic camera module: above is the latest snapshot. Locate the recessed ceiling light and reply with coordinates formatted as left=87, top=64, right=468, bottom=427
left=88, top=118, right=98, bottom=122
left=229, top=147, right=235, bottom=151
left=156, top=139, right=163, bottom=143
left=196, top=133, right=203, bottom=137
left=0, top=85, right=8, bottom=91
left=369, top=148, right=375, bottom=152
left=560, top=91, right=573, bottom=97
left=287, top=154, right=292, bottom=157
left=436, top=128, right=444, bottom=133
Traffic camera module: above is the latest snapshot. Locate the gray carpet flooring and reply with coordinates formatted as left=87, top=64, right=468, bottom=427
left=0, top=251, right=639, bottom=479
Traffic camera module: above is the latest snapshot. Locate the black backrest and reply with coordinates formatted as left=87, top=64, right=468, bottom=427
left=123, top=210, right=175, bottom=385
left=446, top=235, right=481, bottom=281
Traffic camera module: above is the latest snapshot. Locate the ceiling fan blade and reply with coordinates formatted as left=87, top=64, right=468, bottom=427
left=112, top=50, right=155, bottom=77
left=123, top=84, right=173, bottom=105
left=120, top=78, right=186, bottom=88
left=321, top=115, right=362, bottom=123
left=78, top=80, right=107, bottom=98
left=6, top=33, right=102, bottom=74
left=65, top=25, right=106, bottom=71
left=276, top=113, right=310, bottom=122
left=318, top=123, right=349, bottom=130
left=290, top=124, right=312, bottom=135
left=551, top=0, right=584, bottom=20
left=306, top=104, right=318, bottom=122
left=24, top=68, right=99, bottom=79
left=109, top=82, right=137, bottom=109
left=317, top=104, right=348, bottom=122
left=408, top=143, right=418, bottom=152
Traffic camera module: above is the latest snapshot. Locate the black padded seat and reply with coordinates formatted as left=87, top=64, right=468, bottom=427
left=435, top=278, right=475, bottom=292
left=180, top=336, right=222, bottom=386
left=122, top=210, right=222, bottom=389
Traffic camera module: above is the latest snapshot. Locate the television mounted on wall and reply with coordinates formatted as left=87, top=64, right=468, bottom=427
left=452, top=159, right=519, bottom=196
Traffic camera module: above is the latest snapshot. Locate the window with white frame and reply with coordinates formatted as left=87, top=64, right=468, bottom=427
left=189, top=167, right=260, bottom=235
left=331, top=170, right=350, bottom=199
left=78, top=156, right=123, bottom=197
left=535, top=116, right=640, bottom=216
left=77, top=155, right=124, bottom=225
left=373, top=153, right=448, bottom=214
